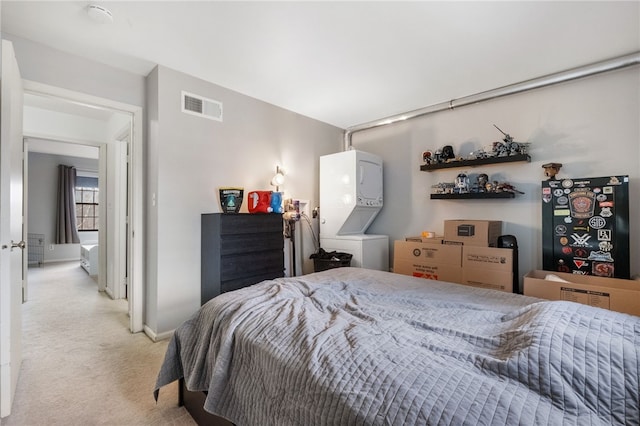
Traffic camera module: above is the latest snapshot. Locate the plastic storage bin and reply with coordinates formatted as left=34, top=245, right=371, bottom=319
left=310, top=249, right=353, bottom=272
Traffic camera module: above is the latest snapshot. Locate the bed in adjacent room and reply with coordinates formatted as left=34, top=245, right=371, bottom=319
left=80, top=242, right=99, bottom=276
left=155, top=267, right=639, bottom=425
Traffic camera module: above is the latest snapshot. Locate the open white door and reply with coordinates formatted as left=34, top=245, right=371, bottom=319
left=104, top=137, right=128, bottom=300
left=0, top=39, right=25, bottom=418
left=115, top=138, right=128, bottom=302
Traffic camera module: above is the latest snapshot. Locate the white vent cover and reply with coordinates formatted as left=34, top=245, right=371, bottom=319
left=181, top=91, right=223, bottom=121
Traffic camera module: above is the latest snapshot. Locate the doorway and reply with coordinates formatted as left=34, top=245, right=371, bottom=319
left=26, top=140, right=105, bottom=290
left=22, top=81, right=143, bottom=333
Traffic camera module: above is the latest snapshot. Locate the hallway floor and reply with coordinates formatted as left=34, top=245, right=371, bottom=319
left=3, top=261, right=195, bottom=425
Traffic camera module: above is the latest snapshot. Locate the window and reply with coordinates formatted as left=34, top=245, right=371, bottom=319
left=75, top=176, right=99, bottom=231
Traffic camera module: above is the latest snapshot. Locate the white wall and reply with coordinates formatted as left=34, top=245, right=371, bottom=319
left=24, top=106, right=109, bottom=143
left=146, top=65, right=342, bottom=335
left=352, top=67, right=640, bottom=289
left=3, top=34, right=145, bottom=108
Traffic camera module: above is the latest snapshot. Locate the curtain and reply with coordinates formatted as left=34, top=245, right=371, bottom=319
left=55, top=165, right=80, bottom=244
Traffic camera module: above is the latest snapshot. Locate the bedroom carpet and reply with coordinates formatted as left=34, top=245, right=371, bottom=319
left=3, top=261, right=196, bottom=426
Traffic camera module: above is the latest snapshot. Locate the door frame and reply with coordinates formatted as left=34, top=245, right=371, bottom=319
left=22, top=80, right=144, bottom=333
left=22, top=138, right=29, bottom=302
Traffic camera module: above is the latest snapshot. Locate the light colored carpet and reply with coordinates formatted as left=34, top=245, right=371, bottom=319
left=3, top=261, right=196, bottom=425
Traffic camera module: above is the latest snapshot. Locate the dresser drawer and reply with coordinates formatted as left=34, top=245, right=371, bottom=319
left=220, top=250, right=284, bottom=281
left=217, top=213, right=283, bottom=234
left=219, top=233, right=283, bottom=256
left=220, top=272, right=284, bottom=294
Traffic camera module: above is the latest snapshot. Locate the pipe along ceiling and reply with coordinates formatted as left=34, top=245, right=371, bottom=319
left=343, top=51, right=640, bottom=150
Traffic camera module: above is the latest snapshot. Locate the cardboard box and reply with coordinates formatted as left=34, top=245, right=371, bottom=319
left=461, top=268, right=512, bottom=292
left=395, top=259, right=463, bottom=283
left=462, top=246, right=513, bottom=272
left=524, top=270, right=640, bottom=317
left=405, top=236, right=443, bottom=243
left=393, top=240, right=462, bottom=283
left=459, top=246, right=514, bottom=292
left=395, top=240, right=461, bottom=266
left=444, top=220, right=502, bottom=247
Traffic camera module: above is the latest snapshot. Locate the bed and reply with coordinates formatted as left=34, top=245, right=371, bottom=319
left=154, top=267, right=640, bottom=425
left=80, top=242, right=99, bottom=276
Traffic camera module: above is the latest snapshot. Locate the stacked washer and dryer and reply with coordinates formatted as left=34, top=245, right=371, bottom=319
left=319, top=150, right=389, bottom=271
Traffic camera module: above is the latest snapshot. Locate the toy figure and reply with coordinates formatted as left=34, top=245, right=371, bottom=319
left=248, top=190, right=284, bottom=213
left=431, top=182, right=455, bottom=194
left=248, top=190, right=272, bottom=213
left=455, top=173, right=470, bottom=194
left=491, top=141, right=509, bottom=157
left=441, top=145, right=456, bottom=162
left=472, top=149, right=489, bottom=160
left=493, top=125, right=530, bottom=156
left=269, top=191, right=284, bottom=213
left=496, top=182, right=525, bottom=194
left=542, top=162, right=563, bottom=180
left=476, top=173, right=489, bottom=192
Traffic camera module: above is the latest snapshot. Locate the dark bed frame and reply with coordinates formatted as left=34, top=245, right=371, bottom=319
left=179, top=378, right=235, bottom=426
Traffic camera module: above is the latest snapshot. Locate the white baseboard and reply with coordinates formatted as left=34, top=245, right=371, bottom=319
left=104, top=286, right=115, bottom=299
left=43, top=258, right=81, bottom=264
left=143, top=325, right=174, bottom=342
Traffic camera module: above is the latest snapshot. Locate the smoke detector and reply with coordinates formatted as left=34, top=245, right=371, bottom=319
left=86, top=4, right=113, bottom=24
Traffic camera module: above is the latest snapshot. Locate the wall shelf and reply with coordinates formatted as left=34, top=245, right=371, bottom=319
left=430, top=192, right=516, bottom=200
left=420, top=154, right=531, bottom=171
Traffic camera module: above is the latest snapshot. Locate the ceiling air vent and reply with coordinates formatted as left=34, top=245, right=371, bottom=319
left=181, top=91, right=223, bottom=122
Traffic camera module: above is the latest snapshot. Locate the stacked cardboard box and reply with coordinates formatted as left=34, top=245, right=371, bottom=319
left=443, top=220, right=502, bottom=247
left=461, top=245, right=513, bottom=292
left=395, top=220, right=516, bottom=293
left=394, top=240, right=462, bottom=283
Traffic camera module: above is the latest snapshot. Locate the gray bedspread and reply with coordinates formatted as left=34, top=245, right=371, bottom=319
left=155, top=267, right=640, bottom=425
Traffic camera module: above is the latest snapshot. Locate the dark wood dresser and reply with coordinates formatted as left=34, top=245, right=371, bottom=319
left=201, top=213, right=284, bottom=305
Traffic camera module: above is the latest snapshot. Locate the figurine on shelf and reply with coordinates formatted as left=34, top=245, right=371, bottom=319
left=495, top=182, right=525, bottom=194
left=542, top=162, right=563, bottom=180
left=475, top=173, right=489, bottom=192
left=493, top=124, right=530, bottom=156
left=454, top=172, right=470, bottom=194
left=431, top=182, right=455, bottom=194
left=433, top=149, right=444, bottom=164
left=471, top=149, right=489, bottom=160
left=441, top=145, right=456, bottom=162
left=422, top=150, right=434, bottom=164
left=491, top=141, right=509, bottom=157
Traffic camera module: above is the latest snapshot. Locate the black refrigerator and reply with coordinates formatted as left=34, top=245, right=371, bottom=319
left=541, top=175, right=630, bottom=279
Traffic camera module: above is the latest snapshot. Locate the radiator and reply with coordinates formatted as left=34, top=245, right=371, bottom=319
left=28, top=233, right=44, bottom=267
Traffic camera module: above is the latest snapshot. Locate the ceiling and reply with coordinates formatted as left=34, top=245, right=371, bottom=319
left=3, top=1, right=639, bottom=129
